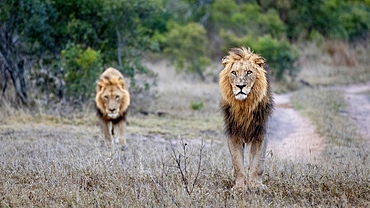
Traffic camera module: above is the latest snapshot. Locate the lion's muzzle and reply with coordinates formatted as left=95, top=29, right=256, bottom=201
left=233, top=84, right=250, bottom=101
left=108, top=113, right=119, bottom=119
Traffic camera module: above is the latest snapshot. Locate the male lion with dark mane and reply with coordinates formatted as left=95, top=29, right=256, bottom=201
left=95, top=67, right=130, bottom=150
left=219, top=47, right=273, bottom=190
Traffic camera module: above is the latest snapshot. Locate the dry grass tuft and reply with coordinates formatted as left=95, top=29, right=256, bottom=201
left=298, top=41, right=370, bottom=86
left=323, top=40, right=357, bottom=67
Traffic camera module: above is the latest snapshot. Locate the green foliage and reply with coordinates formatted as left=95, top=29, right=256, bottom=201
left=164, top=22, right=210, bottom=80
left=190, top=101, right=204, bottom=110
left=2, top=0, right=370, bottom=104
left=337, top=1, right=370, bottom=40
left=251, top=35, right=299, bottom=80
left=61, top=43, right=103, bottom=100
left=164, top=0, right=212, bottom=24
left=270, top=0, right=370, bottom=41
left=209, top=1, right=286, bottom=39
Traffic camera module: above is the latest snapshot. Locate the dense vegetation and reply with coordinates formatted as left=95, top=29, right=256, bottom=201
left=1, top=0, right=370, bottom=104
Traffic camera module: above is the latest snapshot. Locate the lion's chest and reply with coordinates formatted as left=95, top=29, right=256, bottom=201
left=221, top=101, right=268, bottom=142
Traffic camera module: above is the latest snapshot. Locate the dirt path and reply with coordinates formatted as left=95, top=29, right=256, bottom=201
left=267, top=94, right=325, bottom=162
left=336, top=81, right=370, bottom=141
left=267, top=81, right=370, bottom=161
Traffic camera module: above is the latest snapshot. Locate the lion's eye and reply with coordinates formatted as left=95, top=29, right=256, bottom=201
left=103, top=96, right=109, bottom=101
left=231, top=71, right=237, bottom=76
left=115, top=96, right=120, bottom=101
left=247, top=70, right=252, bottom=75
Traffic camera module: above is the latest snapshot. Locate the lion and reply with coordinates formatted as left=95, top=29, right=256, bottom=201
left=219, top=47, right=273, bottom=190
left=95, top=67, right=130, bottom=150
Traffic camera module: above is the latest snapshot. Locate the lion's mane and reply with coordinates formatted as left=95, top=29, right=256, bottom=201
left=219, top=47, right=273, bottom=142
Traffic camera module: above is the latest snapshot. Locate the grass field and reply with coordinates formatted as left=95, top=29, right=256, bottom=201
left=1, top=110, right=369, bottom=207
left=1, top=42, right=370, bottom=207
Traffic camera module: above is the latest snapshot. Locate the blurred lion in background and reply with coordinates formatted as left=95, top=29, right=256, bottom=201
left=95, top=67, right=130, bottom=150
left=219, top=47, right=274, bottom=190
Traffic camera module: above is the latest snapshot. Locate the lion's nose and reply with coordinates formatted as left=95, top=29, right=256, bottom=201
left=109, top=108, right=116, bottom=112
left=236, top=84, right=246, bottom=90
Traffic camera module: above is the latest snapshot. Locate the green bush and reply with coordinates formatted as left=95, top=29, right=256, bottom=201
left=61, top=43, right=103, bottom=100
left=209, top=1, right=286, bottom=39
left=163, top=22, right=210, bottom=80
left=278, top=0, right=370, bottom=41
left=190, top=101, right=204, bottom=110
left=338, top=2, right=370, bottom=40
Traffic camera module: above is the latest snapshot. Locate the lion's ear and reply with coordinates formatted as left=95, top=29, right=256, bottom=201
left=222, top=56, right=228, bottom=66
left=96, top=80, right=103, bottom=92
left=119, top=77, right=126, bottom=89
left=255, top=57, right=266, bottom=67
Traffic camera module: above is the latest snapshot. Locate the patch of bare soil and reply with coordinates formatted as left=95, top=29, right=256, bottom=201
left=267, top=94, right=325, bottom=162
left=336, top=81, right=370, bottom=142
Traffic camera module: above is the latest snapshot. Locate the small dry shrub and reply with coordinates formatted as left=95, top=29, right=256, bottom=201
left=323, top=39, right=357, bottom=67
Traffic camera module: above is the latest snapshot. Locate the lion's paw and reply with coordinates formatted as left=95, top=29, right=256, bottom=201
left=120, top=145, right=128, bottom=151
left=248, top=181, right=267, bottom=193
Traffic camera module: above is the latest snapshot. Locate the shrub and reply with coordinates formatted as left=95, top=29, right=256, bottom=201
left=163, top=22, right=210, bottom=80
left=209, top=1, right=286, bottom=39
left=61, top=43, right=103, bottom=100
left=190, top=101, right=204, bottom=110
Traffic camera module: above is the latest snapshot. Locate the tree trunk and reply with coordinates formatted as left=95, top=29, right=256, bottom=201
left=1, top=62, right=8, bottom=96
left=196, top=66, right=205, bottom=81
left=0, top=45, right=28, bottom=104
left=116, top=26, right=123, bottom=70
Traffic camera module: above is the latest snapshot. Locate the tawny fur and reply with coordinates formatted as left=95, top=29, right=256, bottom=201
left=219, top=47, right=273, bottom=189
left=95, top=67, right=130, bottom=149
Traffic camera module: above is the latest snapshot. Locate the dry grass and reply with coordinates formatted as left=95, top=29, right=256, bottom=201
left=297, top=42, right=370, bottom=86
left=1, top=117, right=369, bottom=207
left=1, top=42, right=370, bottom=207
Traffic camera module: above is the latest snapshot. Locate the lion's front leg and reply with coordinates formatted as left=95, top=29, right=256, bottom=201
left=114, top=120, right=126, bottom=149
left=101, top=121, right=113, bottom=149
left=228, top=136, right=246, bottom=189
left=248, top=136, right=267, bottom=189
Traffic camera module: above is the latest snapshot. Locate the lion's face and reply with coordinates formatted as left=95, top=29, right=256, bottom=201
left=99, top=85, right=125, bottom=119
left=95, top=67, right=130, bottom=120
left=220, top=47, right=266, bottom=103
left=229, top=61, right=257, bottom=101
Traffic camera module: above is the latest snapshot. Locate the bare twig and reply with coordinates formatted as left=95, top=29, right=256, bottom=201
left=169, top=137, right=204, bottom=196
left=150, top=156, right=179, bottom=207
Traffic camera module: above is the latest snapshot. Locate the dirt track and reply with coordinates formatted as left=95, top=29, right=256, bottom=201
left=267, top=93, right=324, bottom=162
left=267, top=81, right=370, bottom=162
left=337, top=81, right=370, bottom=141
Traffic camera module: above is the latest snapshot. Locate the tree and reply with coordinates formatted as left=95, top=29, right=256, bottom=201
left=1, top=0, right=164, bottom=104
left=61, top=43, right=103, bottom=100
left=0, top=0, right=57, bottom=104
left=260, top=0, right=370, bottom=41
left=164, top=22, right=210, bottom=80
